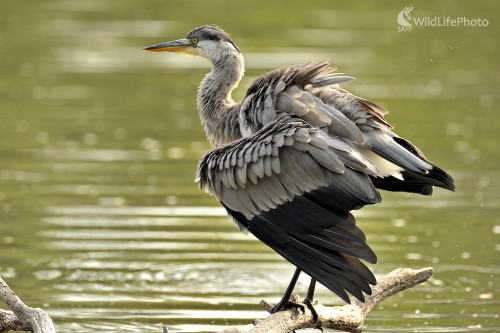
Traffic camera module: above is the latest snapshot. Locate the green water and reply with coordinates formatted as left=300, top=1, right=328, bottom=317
left=0, top=0, right=499, bottom=332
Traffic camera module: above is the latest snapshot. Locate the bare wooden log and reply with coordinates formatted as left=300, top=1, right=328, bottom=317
left=0, top=309, right=32, bottom=333
left=1, top=267, right=432, bottom=333
left=0, top=277, right=56, bottom=333
left=218, top=267, right=434, bottom=333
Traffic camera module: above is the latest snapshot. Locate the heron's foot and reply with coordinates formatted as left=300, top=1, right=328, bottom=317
left=270, top=297, right=305, bottom=314
left=302, top=297, right=320, bottom=324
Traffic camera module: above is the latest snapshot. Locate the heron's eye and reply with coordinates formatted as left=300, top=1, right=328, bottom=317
left=192, top=37, right=198, bottom=44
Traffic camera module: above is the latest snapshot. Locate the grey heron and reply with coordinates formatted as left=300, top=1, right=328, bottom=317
left=143, top=25, right=455, bottom=311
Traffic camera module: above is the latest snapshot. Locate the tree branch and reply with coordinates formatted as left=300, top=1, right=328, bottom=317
left=0, top=277, right=56, bottom=333
left=218, top=267, right=434, bottom=333
left=1, top=267, right=433, bottom=333
left=0, top=309, right=32, bottom=333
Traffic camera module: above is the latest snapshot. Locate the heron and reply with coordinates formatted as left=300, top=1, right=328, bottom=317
left=143, top=25, right=455, bottom=312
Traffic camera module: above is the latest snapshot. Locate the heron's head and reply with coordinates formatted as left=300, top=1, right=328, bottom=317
left=143, top=25, right=240, bottom=61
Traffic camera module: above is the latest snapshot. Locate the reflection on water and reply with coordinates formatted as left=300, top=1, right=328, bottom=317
left=0, top=0, right=499, bottom=332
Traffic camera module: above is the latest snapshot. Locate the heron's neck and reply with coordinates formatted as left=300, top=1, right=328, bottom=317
left=198, top=52, right=244, bottom=147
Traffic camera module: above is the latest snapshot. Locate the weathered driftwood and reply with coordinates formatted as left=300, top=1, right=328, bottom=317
left=1, top=268, right=433, bottom=333
left=218, top=267, right=434, bottom=333
left=0, top=277, right=56, bottom=333
left=0, top=309, right=32, bottom=333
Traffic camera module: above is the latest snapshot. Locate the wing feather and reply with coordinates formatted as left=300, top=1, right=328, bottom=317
left=197, top=115, right=380, bottom=302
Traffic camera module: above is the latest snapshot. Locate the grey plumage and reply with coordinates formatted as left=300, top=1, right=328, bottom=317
left=144, top=25, right=455, bottom=304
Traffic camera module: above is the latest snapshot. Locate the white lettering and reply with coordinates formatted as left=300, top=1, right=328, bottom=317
left=399, top=7, right=488, bottom=31
left=398, top=26, right=413, bottom=32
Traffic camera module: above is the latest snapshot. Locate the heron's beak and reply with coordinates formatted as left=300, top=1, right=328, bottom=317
left=142, top=38, right=192, bottom=53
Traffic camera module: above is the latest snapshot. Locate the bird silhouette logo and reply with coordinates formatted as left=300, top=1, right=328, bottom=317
left=397, top=5, right=414, bottom=27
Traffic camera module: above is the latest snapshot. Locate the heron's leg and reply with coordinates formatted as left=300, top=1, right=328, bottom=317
left=303, top=278, right=319, bottom=322
left=271, top=267, right=302, bottom=313
left=303, top=278, right=316, bottom=303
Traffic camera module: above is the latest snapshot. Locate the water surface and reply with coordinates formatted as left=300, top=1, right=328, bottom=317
left=0, top=1, right=498, bottom=332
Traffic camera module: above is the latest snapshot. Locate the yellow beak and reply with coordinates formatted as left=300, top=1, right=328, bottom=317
left=142, top=38, right=191, bottom=53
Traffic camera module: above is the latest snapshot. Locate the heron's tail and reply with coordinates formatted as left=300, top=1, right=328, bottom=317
left=371, top=165, right=455, bottom=195
left=370, top=136, right=455, bottom=195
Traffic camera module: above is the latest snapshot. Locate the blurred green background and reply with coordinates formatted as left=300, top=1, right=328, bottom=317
left=0, top=0, right=498, bottom=332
